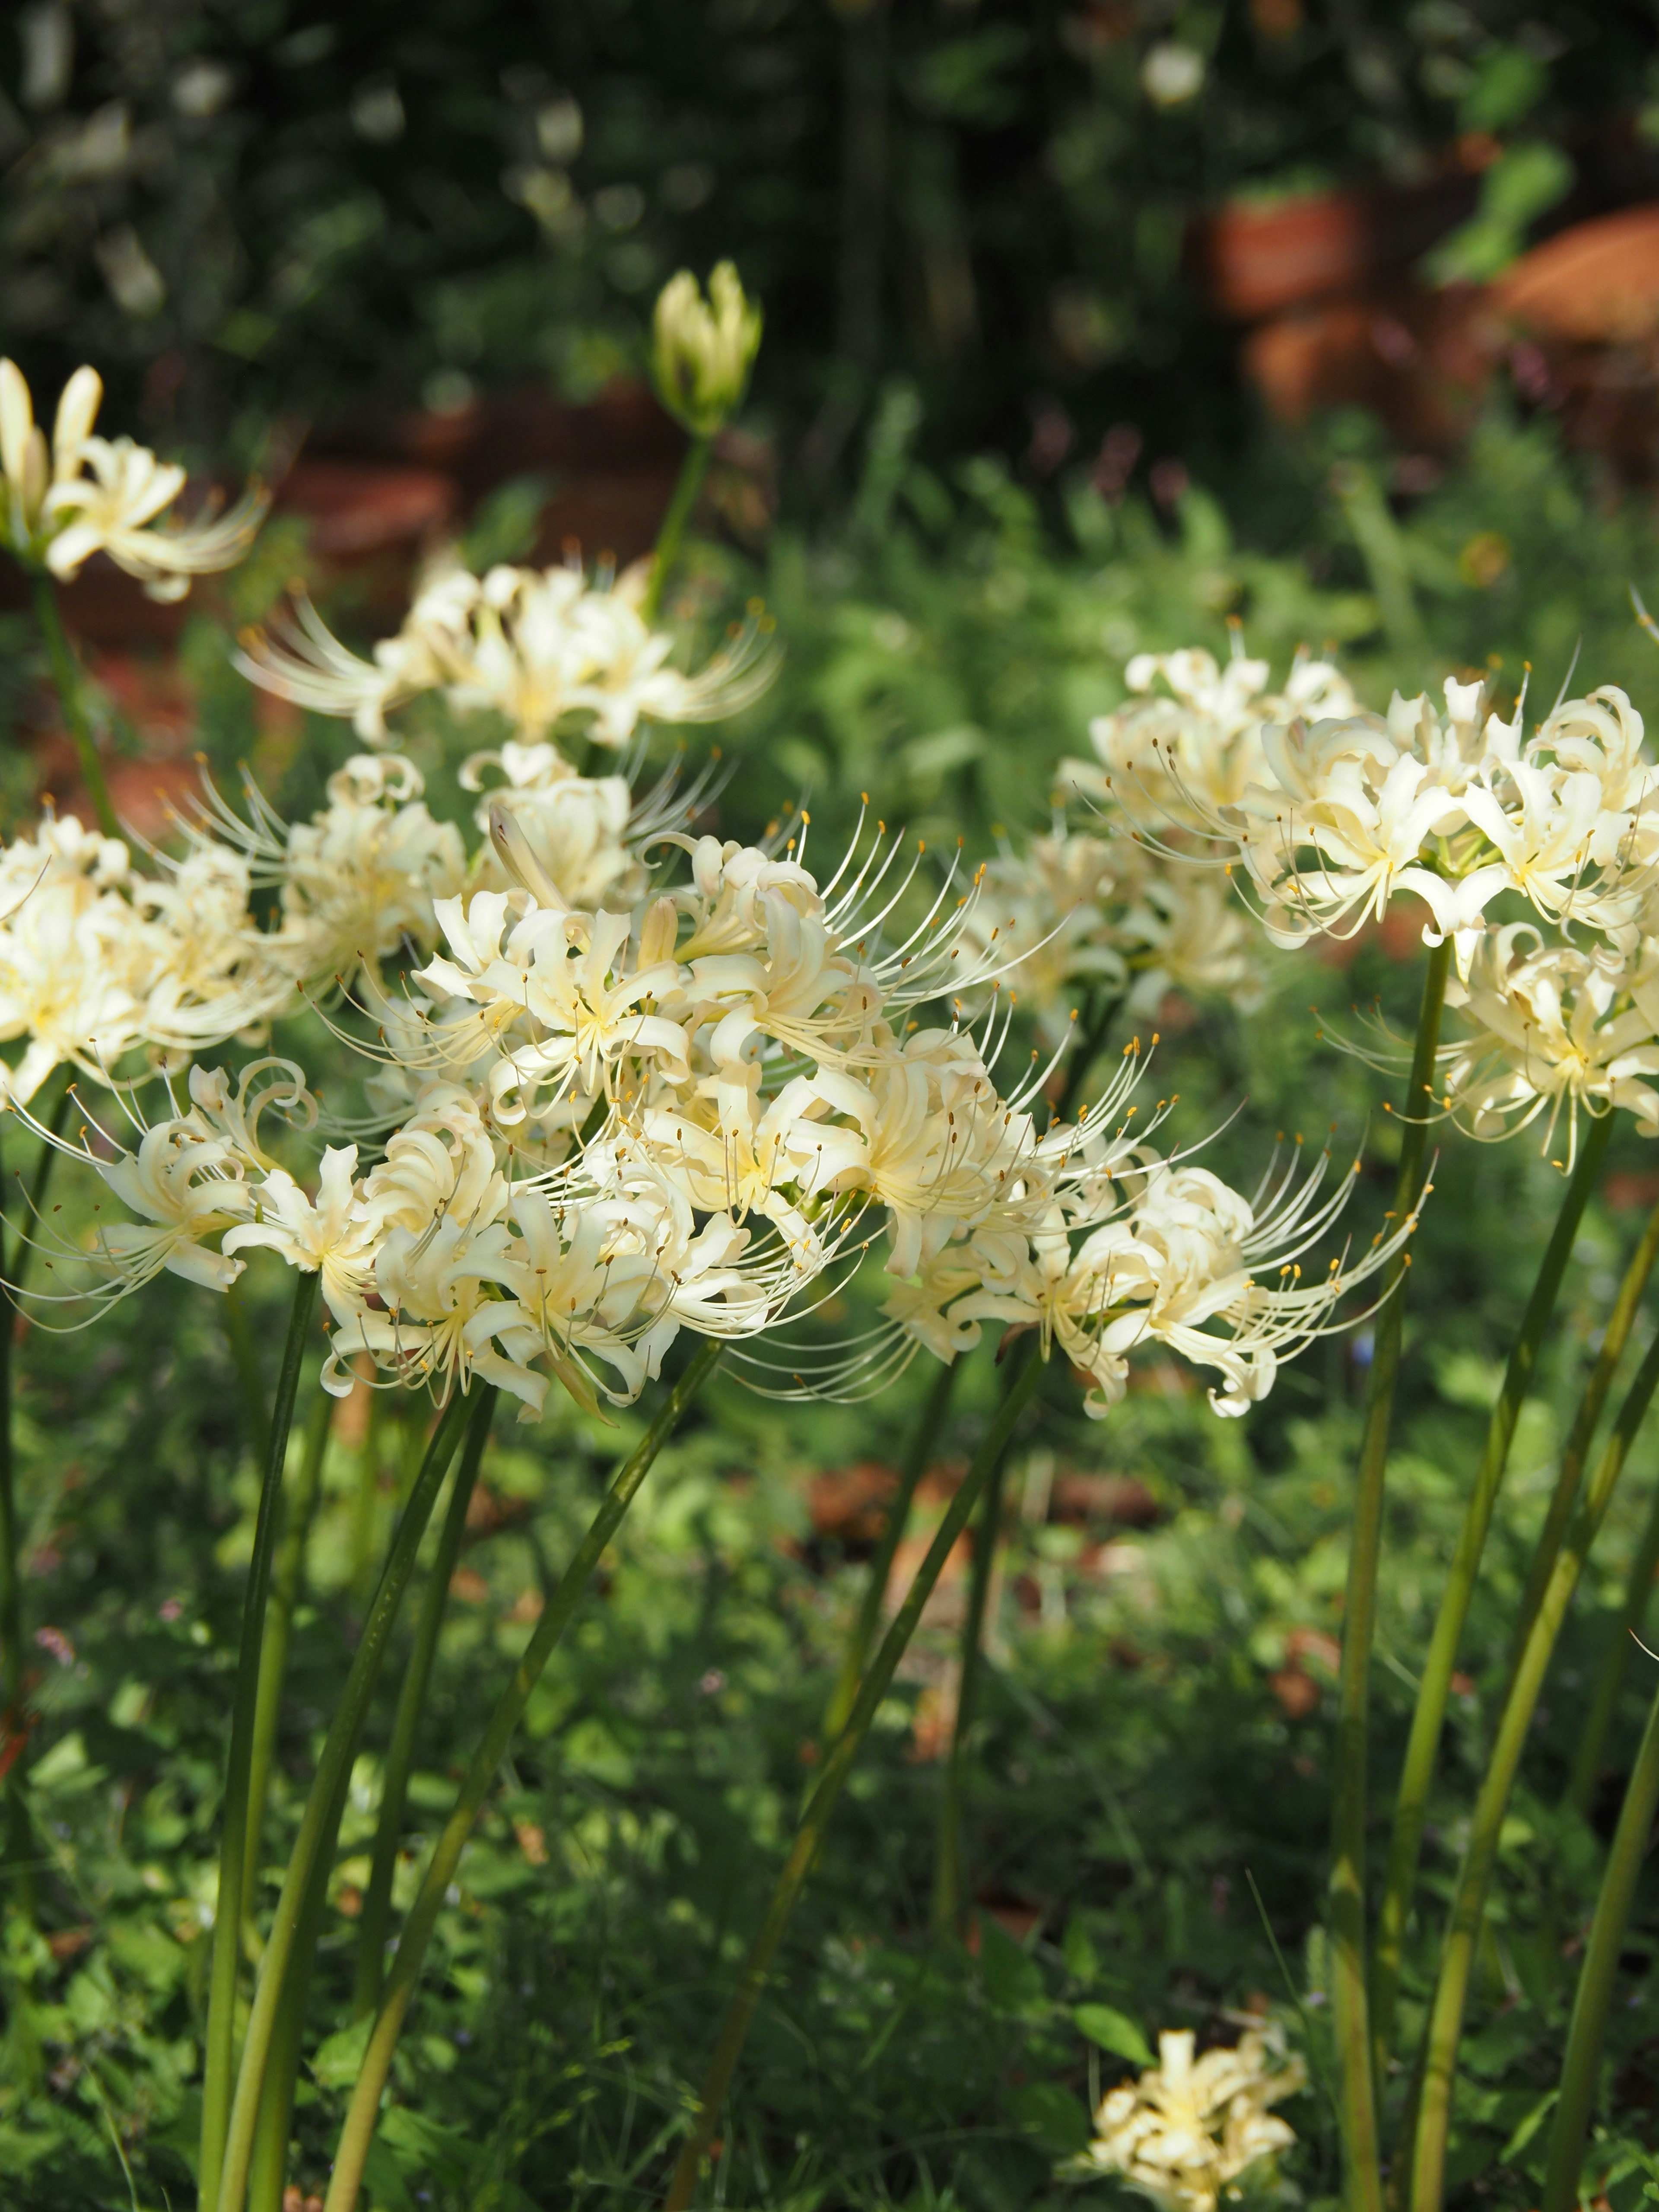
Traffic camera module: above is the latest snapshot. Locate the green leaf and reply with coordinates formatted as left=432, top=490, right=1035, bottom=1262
left=311, top=2012, right=374, bottom=2091
left=1074, top=2004, right=1154, bottom=2069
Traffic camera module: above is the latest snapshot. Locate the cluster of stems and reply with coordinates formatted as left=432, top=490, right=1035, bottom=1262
left=1325, top=943, right=1659, bottom=2212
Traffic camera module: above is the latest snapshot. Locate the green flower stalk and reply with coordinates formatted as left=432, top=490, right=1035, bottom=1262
left=1541, top=1656, right=1659, bottom=2212
left=213, top=1387, right=474, bottom=2212
left=823, top=1358, right=954, bottom=1744
left=1371, top=1111, right=1611, bottom=2067
left=1328, top=938, right=1450, bottom=2212
left=644, top=263, right=762, bottom=622
left=931, top=1363, right=1021, bottom=1942
left=1567, top=1467, right=1659, bottom=1816
left=197, top=1268, right=321, bottom=2212
left=321, top=1343, right=724, bottom=2212
left=0, top=1081, right=71, bottom=1912
left=1410, top=1322, right=1659, bottom=2212
left=242, top=1386, right=333, bottom=1930
left=354, top=1392, right=496, bottom=2018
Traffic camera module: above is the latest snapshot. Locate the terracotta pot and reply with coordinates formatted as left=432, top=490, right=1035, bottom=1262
left=273, top=458, right=457, bottom=558
left=1494, top=204, right=1659, bottom=344
left=1242, top=283, right=1500, bottom=445
left=1194, top=172, right=1480, bottom=322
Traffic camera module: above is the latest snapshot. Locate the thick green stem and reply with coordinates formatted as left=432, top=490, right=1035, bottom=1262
left=1410, top=1325, right=1659, bottom=2212
left=1541, top=1661, right=1659, bottom=2212
left=641, top=437, right=712, bottom=624
left=931, top=1374, right=1018, bottom=1942
left=1329, top=938, right=1449, bottom=2212
left=214, top=1387, right=474, bottom=2212
left=1372, top=1116, right=1611, bottom=2066
left=1503, top=1196, right=1659, bottom=1688
left=663, top=1340, right=1042, bottom=2212
left=322, top=1342, right=723, bottom=2212
left=0, top=1081, right=73, bottom=1910
left=198, top=1269, right=320, bottom=2212
left=354, top=1394, right=495, bottom=2017
left=1568, top=1467, right=1659, bottom=1818
left=30, top=573, right=118, bottom=841
left=242, top=1386, right=333, bottom=1930
left=824, top=1359, right=954, bottom=1742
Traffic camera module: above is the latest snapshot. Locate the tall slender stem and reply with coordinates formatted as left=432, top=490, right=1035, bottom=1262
left=214, top=1387, right=474, bottom=2212
left=355, top=1393, right=495, bottom=2017
left=823, top=1359, right=954, bottom=1742
left=1541, top=1659, right=1659, bottom=2212
left=242, top=1386, right=333, bottom=1929
left=1372, top=1115, right=1610, bottom=2065
left=322, top=1342, right=723, bottom=2212
left=663, top=1340, right=1042, bottom=2212
left=1567, top=1465, right=1659, bottom=1817
left=198, top=1268, right=320, bottom=2212
left=931, top=1373, right=1018, bottom=1941
left=642, top=437, right=712, bottom=625
left=1502, top=1195, right=1659, bottom=1680
left=29, top=573, right=118, bottom=841
left=0, top=1081, right=70, bottom=1910
left=1329, top=938, right=1450, bottom=2212
left=1410, top=1325, right=1659, bottom=2212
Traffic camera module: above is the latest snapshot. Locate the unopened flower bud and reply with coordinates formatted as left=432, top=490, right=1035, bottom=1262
left=651, top=261, right=762, bottom=439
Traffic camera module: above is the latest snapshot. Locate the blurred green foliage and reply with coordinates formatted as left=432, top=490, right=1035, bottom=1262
left=3, top=1, right=1657, bottom=479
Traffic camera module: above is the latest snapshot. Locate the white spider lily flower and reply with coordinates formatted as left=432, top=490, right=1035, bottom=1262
left=0, top=359, right=101, bottom=554
left=1105, top=651, right=1659, bottom=960
left=0, top=866, right=145, bottom=1106
left=350, top=1214, right=543, bottom=1414
left=1442, top=925, right=1659, bottom=1166
left=651, top=261, right=763, bottom=439
left=0, top=359, right=263, bottom=597
left=872, top=1134, right=1422, bottom=1420
left=235, top=551, right=777, bottom=752
left=221, top=1145, right=378, bottom=1329
left=1071, top=2022, right=1306, bottom=2212
left=416, top=899, right=689, bottom=1108
left=630, top=1063, right=841, bottom=1256
left=88, top=1120, right=257, bottom=1294
left=360, top=1087, right=509, bottom=1239
left=461, top=741, right=645, bottom=912
left=1068, top=638, right=1359, bottom=829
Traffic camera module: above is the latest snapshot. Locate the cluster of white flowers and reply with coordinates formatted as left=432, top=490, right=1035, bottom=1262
left=1072, top=2023, right=1306, bottom=2212
left=0, top=361, right=265, bottom=600
left=1076, top=636, right=1659, bottom=1170
left=235, top=551, right=778, bottom=750
left=0, top=808, right=292, bottom=1109
left=0, top=464, right=1416, bottom=1435
left=972, top=642, right=1364, bottom=1038
left=8, top=754, right=1409, bottom=1427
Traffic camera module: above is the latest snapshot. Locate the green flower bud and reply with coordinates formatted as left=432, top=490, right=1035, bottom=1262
left=650, top=261, right=762, bottom=440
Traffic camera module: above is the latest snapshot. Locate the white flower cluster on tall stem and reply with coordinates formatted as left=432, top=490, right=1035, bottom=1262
left=1071, top=2022, right=1307, bottom=2212
left=974, top=638, right=1363, bottom=1039
left=13, top=778, right=1408, bottom=1429
left=235, top=550, right=778, bottom=748
left=1075, top=632, right=1659, bottom=1170
left=0, top=360, right=265, bottom=600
